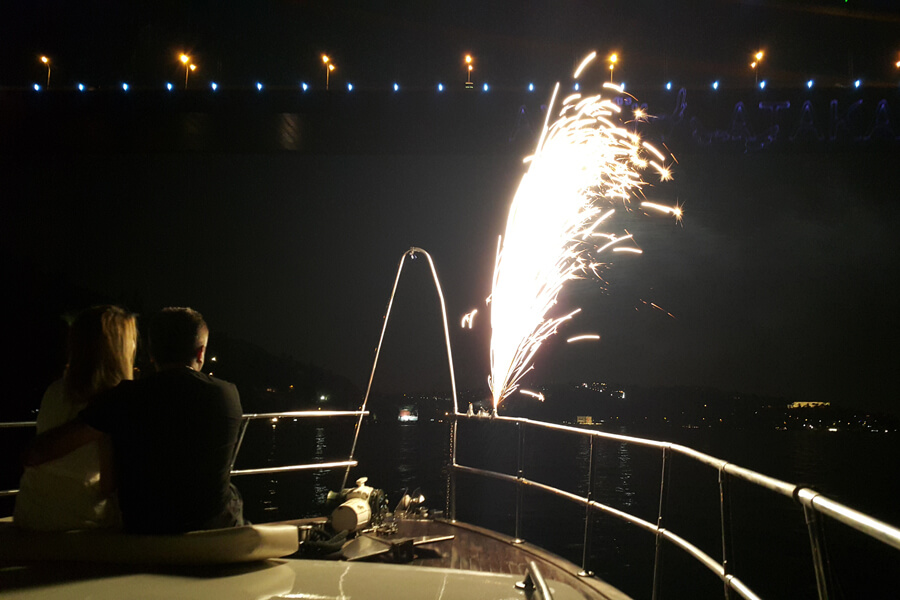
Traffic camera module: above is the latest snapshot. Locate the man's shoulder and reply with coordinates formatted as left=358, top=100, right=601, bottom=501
left=89, top=378, right=139, bottom=404
left=78, top=379, right=138, bottom=430
left=164, top=369, right=241, bottom=409
left=190, top=371, right=239, bottom=395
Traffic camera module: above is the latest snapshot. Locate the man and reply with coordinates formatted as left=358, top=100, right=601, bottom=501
left=26, top=307, right=245, bottom=534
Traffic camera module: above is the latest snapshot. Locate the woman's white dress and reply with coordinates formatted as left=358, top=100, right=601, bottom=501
left=13, top=380, right=120, bottom=530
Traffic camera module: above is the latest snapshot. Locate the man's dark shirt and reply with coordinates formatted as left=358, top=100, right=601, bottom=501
left=80, top=368, right=243, bottom=534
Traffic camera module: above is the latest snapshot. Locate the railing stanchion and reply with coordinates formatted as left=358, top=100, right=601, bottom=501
left=448, top=416, right=458, bottom=520
left=513, top=419, right=525, bottom=543
left=229, top=417, right=251, bottom=472
left=652, top=445, right=670, bottom=600
left=803, top=500, right=831, bottom=600
left=579, top=435, right=595, bottom=577
left=719, top=467, right=734, bottom=599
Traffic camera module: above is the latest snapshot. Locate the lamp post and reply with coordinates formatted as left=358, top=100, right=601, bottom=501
left=322, top=55, right=336, bottom=90
left=180, top=54, right=193, bottom=89
left=465, top=54, right=474, bottom=89
left=40, top=56, right=51, bottom=88
left=609, top=53, right=617, bottom=82
left=751, top=51, right=764, bottom=85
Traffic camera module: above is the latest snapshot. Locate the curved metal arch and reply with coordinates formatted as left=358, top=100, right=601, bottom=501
left=342, top=247, right=460, bottom=489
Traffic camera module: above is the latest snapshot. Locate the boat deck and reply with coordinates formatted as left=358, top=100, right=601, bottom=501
left=0, top=517, right=632, bottom=599
left=340, top=518, right=631, bottom=600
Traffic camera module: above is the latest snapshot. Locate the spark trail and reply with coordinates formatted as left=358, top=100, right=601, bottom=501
left=487, top=64, right=679, bottom=413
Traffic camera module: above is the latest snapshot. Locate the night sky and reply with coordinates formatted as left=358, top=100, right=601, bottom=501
left=3, top=1, right=900, bottom=416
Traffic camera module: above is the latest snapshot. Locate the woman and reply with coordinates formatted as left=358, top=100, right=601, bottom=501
left=14, top=305, right=137, bottom=530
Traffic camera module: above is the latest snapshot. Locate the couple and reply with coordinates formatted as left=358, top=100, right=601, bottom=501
left=15, top=306, right=245, bottom=535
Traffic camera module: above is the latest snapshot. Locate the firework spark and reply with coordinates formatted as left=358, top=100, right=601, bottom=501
left=461, top=309, right=478, bottom=329
left=638, top=299, right=677, bottom=319
left=567, top=334, right=601, bottom=343
left=520, top=389, right=546, bottom=402
left=641, top=201, right=684, bottom=223
left=487, top=57, right=678, bottom=412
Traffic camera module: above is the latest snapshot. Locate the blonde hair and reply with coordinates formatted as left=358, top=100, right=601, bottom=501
left=64, top=306, right=137, bottom=403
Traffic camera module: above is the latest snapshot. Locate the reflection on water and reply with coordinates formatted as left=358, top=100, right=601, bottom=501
left=260, top=423, right=281, bottom=518
left=278, top=113, right=300, bottom=150
left=613, top=441, right=635, bottom=508
left=574, top=437, right=591, bottom=497
left=575, top=435, right=638, bottom=512
left=396, top=424, right=418, bottom=492
left=312, top=426, right=329, bottom=505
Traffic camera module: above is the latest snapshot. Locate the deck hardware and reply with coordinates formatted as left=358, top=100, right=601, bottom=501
left=516, top=560, right=554, bottom=599
left=651, top=445, right=670, bottom=599
left=579, top=436, right=595, bottom=577
left=718, top=465, right=735, bottom=599
left=799, top=490, right=832, bottom=600
left=514, top=421, right=525, bottom=543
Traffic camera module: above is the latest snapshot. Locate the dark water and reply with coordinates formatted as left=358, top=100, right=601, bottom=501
left=231, top=417, right=899, bottom=600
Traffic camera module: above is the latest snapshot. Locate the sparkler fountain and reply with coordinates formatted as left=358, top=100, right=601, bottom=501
left=487, top=54, right=681, bottom=414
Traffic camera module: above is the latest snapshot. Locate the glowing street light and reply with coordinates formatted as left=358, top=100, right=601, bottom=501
left=40, top=56, right=51, bottom=88
left=465, top=54, right=474, bottom=89
left=322, top=55, right=336, bottom=90
left=751, top=51, right=764, bottom=85
left=179, top=54, right=196, bottom=89
left=609, top=53, right=618, bottom=82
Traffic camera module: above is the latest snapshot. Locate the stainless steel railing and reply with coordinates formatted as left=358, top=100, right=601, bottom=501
left=449, top=414, right=900, bottom=600
left=0, top=421, right=36, bottom=499
left=228, top=410, right=368, bottom=476
left=1, top=410, right=369, bottom=498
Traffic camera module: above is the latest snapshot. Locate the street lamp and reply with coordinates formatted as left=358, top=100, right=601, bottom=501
left=179, top=53, right=195, bottom=89
left=465, top=54, right=474, bottom=89
left=40, top=56, right=51, bottom=88
left=751, top=51, right=764, bottom=85
left=609, top=53, right=618, bottom=82
left=322, top=55, right=336, bottom=90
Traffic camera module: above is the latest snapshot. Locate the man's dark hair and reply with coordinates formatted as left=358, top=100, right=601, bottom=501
left=148, top=307, right=208, bottom=365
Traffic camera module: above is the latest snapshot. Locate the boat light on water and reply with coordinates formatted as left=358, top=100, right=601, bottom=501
left=398, top=407, right=418, bottom=422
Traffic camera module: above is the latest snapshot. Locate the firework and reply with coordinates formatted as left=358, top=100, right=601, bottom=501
left=520, top=389, right=546, bottom=402
left=487, top=58, right=678, bottom=412
left=567, top=334, right=601, bottom=343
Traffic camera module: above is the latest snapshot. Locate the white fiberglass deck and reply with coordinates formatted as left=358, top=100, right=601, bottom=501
left=2, top=558, right=611, bottom=600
